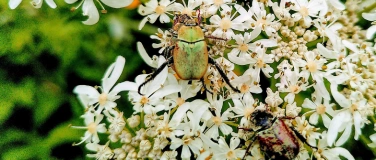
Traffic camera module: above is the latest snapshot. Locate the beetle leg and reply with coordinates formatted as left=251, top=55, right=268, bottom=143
left=138, top=57, right=173, bottom=95
left=290, top=126, right=318, bottom=150
left=208, top=57, right=241, bottom=93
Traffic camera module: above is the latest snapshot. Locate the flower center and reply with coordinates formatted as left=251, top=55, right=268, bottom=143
left=290, top=85, right=300, bottom=93
left=316, top=104, right=326, bottom=115
left=99, top=93, right=107, bottom=105
left=176, top=97, right=185, bottom=106
left=155, top=5, right=166, bottom=14
left=212, top=116, right=222, bottom=126
left=140, top=96, right=149, bottom=105
left=306, top=61, right=318, bottom=73
left=220, top=18, right=232, bottom=31
left=244, top=107, right=254, bottom=118
left=240, top=84, right=249, bottom=93
left=214, top=0, right=223, bottom=6
left=226, top=150, right=235, bottom=159
left=299, top=6, right=309, bottom=17
left=87, top=122, right=97, bottom=134
left=239, top=43, right=249, bottom=52
left=183, top=136, right=192, bottom=145
left=350, top=104, right=358, bottom=113
left=256, top=58, right=265, bottom=68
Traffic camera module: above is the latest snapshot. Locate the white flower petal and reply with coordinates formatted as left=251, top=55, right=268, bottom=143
left=82, top=0, right=100, bottom=25
left=366, top=25, right=376, bottom=40
left=362, top=13, right=376, bottom=21
left=65, top=0, right=78, bottom=4
left=137, top=42, right=158, bottom=68
left=329, top=0, right=345, bottom=10
left=322, top=114, right=331, bottom=128
left=101, top=0, right=132, bottom=8
left=229, top=137, right=240, bottom=150
left=327, top=111, right=346, bottom=146
left=302, top=98, right=316, bottom=109
left=353, top=111, right=362, bottom=139
left=102, top=56, right=125, bottom=93
left=332, top=147, right=355, bottom=160
left=309, top=112, right=319, bottom=125
left=330, top=83, right=350, bottom=108
left=138, top=17, right=149, bottom=30
left=335, top=123, right=352, bottom=146
left=111, top=81, right=138, bottom=95
left=9, top=0, right=22, bottom=9
left=45, top=0, right=57, bottom=8
left=153, top=84, right=182, bottom=98
left=73, top=85, right=100, bottom=97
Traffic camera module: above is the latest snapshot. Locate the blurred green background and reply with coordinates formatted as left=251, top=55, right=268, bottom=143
left=0, top=0, right=162, bottom=159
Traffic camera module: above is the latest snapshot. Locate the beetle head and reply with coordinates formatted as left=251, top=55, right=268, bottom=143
left=250, top=109, right=274, bottom=129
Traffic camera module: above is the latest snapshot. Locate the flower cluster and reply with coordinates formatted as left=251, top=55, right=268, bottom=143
left=9, top=0, right=133, bottom=25
left=69, top=0, right=376, bottom=159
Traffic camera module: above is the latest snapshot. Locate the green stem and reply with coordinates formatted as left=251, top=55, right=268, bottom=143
left=306, top=38, right=327, bottom=49
left=140, top=111, right=144, bottom=128
left=225, top=121, right=239, bottom=127
left=359, top=2, right=376, bottom=14
left=359, top=134, right=376, bottom=157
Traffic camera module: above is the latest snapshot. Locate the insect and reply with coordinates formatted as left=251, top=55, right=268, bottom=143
left=238, top=108, right=316, bottom=160
left=138, top=13, right=240, bottom=95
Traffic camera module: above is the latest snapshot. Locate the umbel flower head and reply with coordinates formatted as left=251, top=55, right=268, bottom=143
left=69, top=0, right=376, bottom=159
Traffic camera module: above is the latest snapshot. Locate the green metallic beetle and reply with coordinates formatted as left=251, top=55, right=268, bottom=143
left=138, top=13, right=240, bottom=95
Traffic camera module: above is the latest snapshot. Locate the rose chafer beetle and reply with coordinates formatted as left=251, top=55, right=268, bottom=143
left=138, top=13, right=240, bottom=94
left=239, top=108, right=317, bottom=160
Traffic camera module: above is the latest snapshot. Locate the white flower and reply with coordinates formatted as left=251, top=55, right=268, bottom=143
left=244, top=1, right=277, bottom=35
left=271, top=0, right=292, bottom=20
left=212, top=137, right=246, bottom=160
left=174, top=0, right=202, bottom=16
left=276, top=71, right=309, bottom=104
left=227, top=27, right=262, bottom=65
left=242, top=44, right=276, bottom=80
left=302, top=97, right=334, bottom=128
left=327, top=89, right=369, bottom=146
left=86, top=142, right=114, bottom=160
left=205, top=95, right=233, bottom=139
left=362, top=12, right=376, bottom=39
left=203, top=0, right=232, bottom=15
left=9, top=0, right=56, bottom=9
left=209, top=5, right=247, bottom=39
left=72, top=109, right=107, bottom=145
left=129, top=57, right=181, bottom=113
left=170, top=125, right=203, bottom=159
left=66, top=0, right=132, bottom=25
left=294, top=116, right=321, bottom=147
left=74, top=56, right=135, bottom=114
left=290, top=0, right=326, bottom=27
left=297, top=51, right=330, bottom=100
left=138, top=0, right=178, bottom=30
left=313, top=131, right=355, bottom=160
left=151, top=28, right=173, bottom=54
left=231, top=92, right=256, bottom=124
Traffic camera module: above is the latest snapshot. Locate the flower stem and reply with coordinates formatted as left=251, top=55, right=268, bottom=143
left=359, top=2, right=376, bottom=14
left=359, top=134, right=376, bottom=157
left=225, top=121, right=239, bottom=127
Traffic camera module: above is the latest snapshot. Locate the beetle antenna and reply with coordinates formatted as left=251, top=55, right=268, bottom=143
left=138, top=57, right=173, bottom=95
left=208, top=57, right=241, bottom=93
